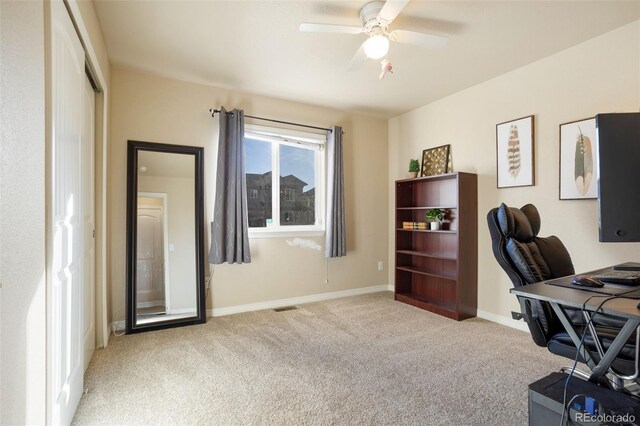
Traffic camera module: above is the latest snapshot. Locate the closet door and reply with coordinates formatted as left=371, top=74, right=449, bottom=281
left=49, top=0, right=86, bottom=423
left=82, top=76, right=96, bottom=372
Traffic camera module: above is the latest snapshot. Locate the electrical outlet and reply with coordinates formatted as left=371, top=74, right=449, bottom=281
left=377, top=261, right=384, bottom=271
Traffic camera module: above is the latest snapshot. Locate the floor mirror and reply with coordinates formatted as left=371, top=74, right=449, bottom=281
left=126, top=140, right=206, bottom=333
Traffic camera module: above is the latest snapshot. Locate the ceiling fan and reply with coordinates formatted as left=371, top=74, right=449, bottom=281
left=299, top=0, right=448, bottom=71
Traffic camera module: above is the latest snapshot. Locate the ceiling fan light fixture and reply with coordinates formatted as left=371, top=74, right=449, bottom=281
left=363, top=34, right=389, bottom=59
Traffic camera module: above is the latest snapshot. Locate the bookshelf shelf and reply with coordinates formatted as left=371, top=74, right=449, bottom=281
left=396, top=206, right=458, bottom=211
left=396, top=229, right=457, bottom=234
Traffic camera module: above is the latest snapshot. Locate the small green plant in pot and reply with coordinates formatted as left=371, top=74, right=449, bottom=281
left=425, top=208, right=445, bottom=230
left=408, top=159, right=420, bottom=178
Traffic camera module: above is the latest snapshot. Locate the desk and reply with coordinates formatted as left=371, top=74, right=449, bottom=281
left=511, top=267, right=640, bottom=384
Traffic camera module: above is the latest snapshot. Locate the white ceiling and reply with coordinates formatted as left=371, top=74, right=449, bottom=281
left=94, top=0, right=640, bottom=118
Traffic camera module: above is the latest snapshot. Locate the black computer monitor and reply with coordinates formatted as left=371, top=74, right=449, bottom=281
left=597, top=112, right=640, bottom=242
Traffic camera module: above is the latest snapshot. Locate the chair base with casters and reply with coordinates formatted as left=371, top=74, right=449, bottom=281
left=487, top=203, right=640, bottom=394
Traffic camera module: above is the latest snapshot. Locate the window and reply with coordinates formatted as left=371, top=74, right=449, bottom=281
left=244, top=124, right=325, bottom=236
left=283, top=188, right=294, bottom=202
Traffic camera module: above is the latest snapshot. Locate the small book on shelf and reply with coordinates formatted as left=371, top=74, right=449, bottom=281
left=402, top=221, right=427, bottom=229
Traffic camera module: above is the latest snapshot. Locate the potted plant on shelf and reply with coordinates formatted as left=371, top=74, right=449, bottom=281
left=425, top=208, right=445, bottom=230
left=408, top=159, right=420, bottom=178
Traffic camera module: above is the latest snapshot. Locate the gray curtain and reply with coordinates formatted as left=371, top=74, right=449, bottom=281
left=209, top=108, right=251, bottom=264
left=325, top=126, right=346, bottom=257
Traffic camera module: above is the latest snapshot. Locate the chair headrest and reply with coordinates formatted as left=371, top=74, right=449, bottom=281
left=497, top=203, right=541, bottom=241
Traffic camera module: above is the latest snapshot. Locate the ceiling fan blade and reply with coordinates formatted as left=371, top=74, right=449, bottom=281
left=347, top=42, right=367, bottom=71
left=389, top=29, right=448, bottom=49
left=378, top=0, right=411, bottom=24
left=299, top=23, right=363, bottom=35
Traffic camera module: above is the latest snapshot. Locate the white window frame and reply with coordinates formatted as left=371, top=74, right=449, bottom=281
left=249, top=189, right=258, bottom=199
left=245, top=124, right=326, bottom=238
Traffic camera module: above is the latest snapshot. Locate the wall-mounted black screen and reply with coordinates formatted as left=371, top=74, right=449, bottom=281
left=597, top=112, right=640, bottom=242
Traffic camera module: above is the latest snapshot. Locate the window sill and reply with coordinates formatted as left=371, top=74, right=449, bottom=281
left=248, top=229, right=325, bottom=239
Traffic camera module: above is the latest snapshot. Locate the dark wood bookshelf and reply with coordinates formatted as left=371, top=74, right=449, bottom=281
left=394, top=172, right=478, bottom=320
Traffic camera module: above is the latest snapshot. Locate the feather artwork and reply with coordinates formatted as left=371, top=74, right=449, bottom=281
left=574, top=125, right=593, bottom=195
left=379, top=59, right=393, bottom=80
left=507, top=124, right=521, bottom=178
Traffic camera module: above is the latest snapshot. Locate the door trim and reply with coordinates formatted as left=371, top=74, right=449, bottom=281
left=82, top=75, right=96, bottom=373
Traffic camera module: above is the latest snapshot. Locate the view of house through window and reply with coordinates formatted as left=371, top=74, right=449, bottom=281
left=244, top=138, right=273, bottom=227
left=244, top=126, right=324, bottom=232
left=279, top=145, right=314, bottom=225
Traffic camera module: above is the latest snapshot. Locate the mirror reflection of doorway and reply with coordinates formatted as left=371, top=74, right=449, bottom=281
left=136, top=193, right=169, bottom=319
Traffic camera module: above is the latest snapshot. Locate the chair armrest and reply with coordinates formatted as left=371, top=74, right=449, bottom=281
left=518, top=297, right=549, bottom=347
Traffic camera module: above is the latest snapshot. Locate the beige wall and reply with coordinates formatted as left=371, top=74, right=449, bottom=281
left=388, top=21, right=640, bottom=326
left=108, top=67, right=389, bottom=322
left=1, top=2, right=47, bottom=423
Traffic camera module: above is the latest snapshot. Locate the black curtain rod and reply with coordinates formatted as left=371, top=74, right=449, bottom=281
left=209, top=108, right=332, bottom=133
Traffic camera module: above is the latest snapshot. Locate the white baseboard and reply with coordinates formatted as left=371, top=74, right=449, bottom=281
left=477, top=309, right=530, bottom=332
left=113, top=287, right=529, bottom=337
left=208, top=284, right=392, bottom=317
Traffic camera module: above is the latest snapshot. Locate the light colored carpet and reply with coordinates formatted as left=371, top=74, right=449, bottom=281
left=73, top=292, right=561, bottom=425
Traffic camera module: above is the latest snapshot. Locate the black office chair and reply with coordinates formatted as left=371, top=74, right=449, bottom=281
left=487, top=203, right=639, bottom=387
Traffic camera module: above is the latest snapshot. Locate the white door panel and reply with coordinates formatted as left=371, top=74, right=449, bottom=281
left=50, top=0, right=88, bottom=423
left=136, top=208, right=165, bottom=305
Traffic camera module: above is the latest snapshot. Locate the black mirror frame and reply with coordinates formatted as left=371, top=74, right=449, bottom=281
left=125, top=140, right=206, bottom=333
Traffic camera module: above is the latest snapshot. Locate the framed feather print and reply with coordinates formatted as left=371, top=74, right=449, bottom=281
left=559, top=117, right=598, bottom=200
left=496, top=115, right=535, bottom=188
